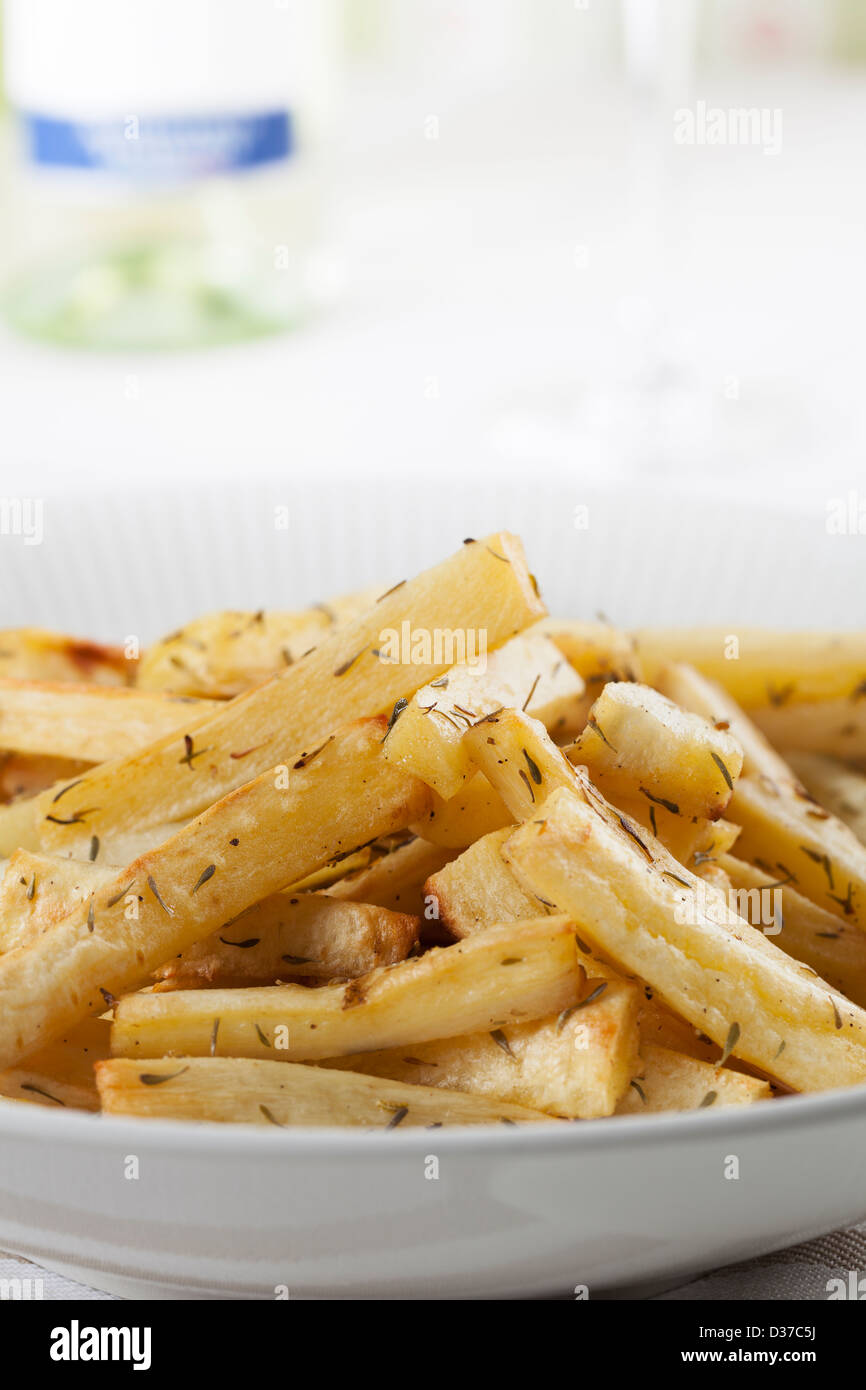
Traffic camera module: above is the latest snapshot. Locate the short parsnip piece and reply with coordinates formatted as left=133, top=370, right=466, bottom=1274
left=110, top=918, right=583, bottom=1063
left=654, top=662, right=791, bottom=782
left=424, top=827, right=542, bottom=937
left=616, top=1044, right=772, bottom=1114
left=410, top=772, right=511, bottom=848
left=568, top=680, right=743, bottom=821
left=504, top=786, right=866, bottom=1093
left=0, top=717, right=433, bottom=1070
left=95, top=1057, right=556, bottom=1127
left=463, top=708, right=584, bottom=822
left=322, top=978, right=642, bottom=1119
left=382, top=629, right=583, bottom=800
left=153, top=894, right=420, bottom=988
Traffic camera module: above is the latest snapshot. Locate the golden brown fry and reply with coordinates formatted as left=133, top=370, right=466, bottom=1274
left=95, top=1056, right=557, bottom=1126
left=616, top=1044, right=772, bottom=1114
left=110, top=918, right=583, bottom=1063
left=0, top=850, right=114, bottom=952
left=0, top=680, right=218, bottom=762
left=0, top=629, right=132, bottom=685
left=136, top=590, right=380, bottom=698
left=785, top=753, right=866, bottom=845
left=322, top=978, right=641, bottom=1119
left=0, top=717, right=432, bottom=1070
left=751, top=699, right=866, bottom=764
left=152, top=894, right=420, bottom=988
left=636, top=628, right=866, bottom=708
left=504, top=785, right=866, bottom=1093
left=463, top=706, right=721, bottom=868
left=323, top=835, right=455, bottom=915
left=539, top=619, right=643, bottom=700
left=731, top=773, right=866, bottom=926
left=569, top=680, right=743, bottom=821
left=463, top=708, right=582, bottom=822
left=410, top=772, right=511, bottom=849
left=382, top=628, right=583, bottom=799
left=720, top=853, right=866, bottom=1009
left=0, top=754, right=90, bottom=807
left=0, top=1017, right=110, bottom=1111
left=424, top=827, right=542, bottom=937
left=654, top=662, right=791, bottom=782
left=25, top=532, right=543, bottom=861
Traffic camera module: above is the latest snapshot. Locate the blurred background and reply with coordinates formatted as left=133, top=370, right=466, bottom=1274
left=0, top=0, right=864, bottom=508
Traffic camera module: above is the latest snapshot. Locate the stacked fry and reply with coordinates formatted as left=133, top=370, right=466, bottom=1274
left=1, top=534, right=866, bottom=1128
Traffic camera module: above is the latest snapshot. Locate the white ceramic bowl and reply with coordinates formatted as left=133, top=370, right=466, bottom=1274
left=0, top=479, right=863, bottom=1299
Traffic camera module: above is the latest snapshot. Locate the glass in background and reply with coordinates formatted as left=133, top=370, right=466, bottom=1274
left=0, top=0, right=337, bottom=350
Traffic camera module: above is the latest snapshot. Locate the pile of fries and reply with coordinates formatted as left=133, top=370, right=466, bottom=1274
left=1, top=532, right=866, bottom=1129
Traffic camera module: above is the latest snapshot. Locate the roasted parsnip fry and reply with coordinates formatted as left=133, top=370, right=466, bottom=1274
left=382, top=629, right=583, bottom=800
left=504, top=786, right=866, bottom=1093
left=25, top=532, right=543, bottom=860
left=110, top=918, right=583, bottom=1063
left=0, top=717, right=432, bottom=1070
left=324, top=836, right=456, bottom=914
left=463, top=708, right=582, bottom=821
left=539, top=619, right=643, bottom=696
left=322, top=978, right=641, bottom=1119
left=286, top=845, right=379, bottom=893
left=95, top=1057, right=556, bottom=1127
left=751, top=699, right=866, bottom=764
left=0, top=850, right=114, bottom=953
left=635, top=628, right=866, bottom=709
left=616, top=1044, right=773, bottom=1114
left=463, top=707, right=719, bottom=867
left=153, top=894, right=420, bottom=988
left=136, top=589, right=380, bottom=698
left=720, top=853, right=866, bottom=1009
left=654, top=662, right=791, bottom=782
left=731, top=773, right=866, bottom=926
left=569, top=680, right=743, bottom=820
left=0, top=680, right=218, bottom=762
left=410, top=772, right=511, bottom=848
left=785, top=753, right=866, bottom=845
left=0, top=629, right=131, bottom=686
left=0, top=754, right=90, bottom=807
left=0, top=1017, right=110, bottom=1112
left=638, top=1001, right=723, bottom=1064
left=424, top=827, right=542, bottom=937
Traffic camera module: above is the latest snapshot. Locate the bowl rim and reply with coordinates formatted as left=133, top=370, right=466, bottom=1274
left=2, top=1077, right=865, bottom=1159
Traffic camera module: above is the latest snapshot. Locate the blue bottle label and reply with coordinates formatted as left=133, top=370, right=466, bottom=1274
left=20, top=110, right=294, bottom=179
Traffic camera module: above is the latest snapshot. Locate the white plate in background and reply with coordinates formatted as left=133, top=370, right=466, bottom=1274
left=0, top=478, right=863, bottom=1299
